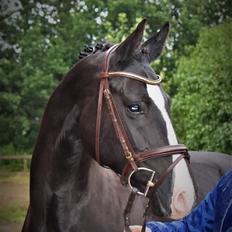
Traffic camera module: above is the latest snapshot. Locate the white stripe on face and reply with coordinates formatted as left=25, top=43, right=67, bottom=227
left=147, top=85, right=195, bottom=217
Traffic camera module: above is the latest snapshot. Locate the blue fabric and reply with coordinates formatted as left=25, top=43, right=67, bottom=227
left=147, top=170, right=232, bottom=232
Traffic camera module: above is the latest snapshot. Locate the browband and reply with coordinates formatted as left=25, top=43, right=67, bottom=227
left=99, top=44, right=162, bottom=85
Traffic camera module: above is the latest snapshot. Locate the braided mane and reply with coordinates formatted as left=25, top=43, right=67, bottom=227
left=79, top=41, right=113, bottom=60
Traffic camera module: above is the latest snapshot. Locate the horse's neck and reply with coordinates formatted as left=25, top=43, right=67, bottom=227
left=30, top=128, right=148, bottom=231
left=87, top=160, right=129, bottom=197
left=80, top=160, right=148, bottom=229
left=29, top=147, right=148, bottom=231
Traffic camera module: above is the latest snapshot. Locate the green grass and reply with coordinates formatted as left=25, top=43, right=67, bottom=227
left=0, top=204, right=27, bottom=223
left=0, top=170, right=29, bottom=184
left=0, top=171, right=29, bottom=225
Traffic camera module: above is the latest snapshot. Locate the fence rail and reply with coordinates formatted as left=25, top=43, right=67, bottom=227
left=0, top=155, right=31, bottom=171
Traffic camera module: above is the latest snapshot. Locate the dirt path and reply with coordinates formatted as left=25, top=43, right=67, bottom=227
left=0, top=171, right=29, bottom=232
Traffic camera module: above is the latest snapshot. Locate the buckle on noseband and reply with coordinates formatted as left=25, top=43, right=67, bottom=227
left=128, top=167, right=156, bottom=197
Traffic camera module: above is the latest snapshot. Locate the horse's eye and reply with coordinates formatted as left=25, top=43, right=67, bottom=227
left=128, top=103, right=141, bottom=113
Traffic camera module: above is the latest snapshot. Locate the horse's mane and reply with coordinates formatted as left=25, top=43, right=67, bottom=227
left=47, top=42, right=114, bottom=149
left=78, top=41, right=113, bottom=60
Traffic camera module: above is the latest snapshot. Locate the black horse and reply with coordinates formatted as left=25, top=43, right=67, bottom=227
left=22, top=19, right=231, bottom=232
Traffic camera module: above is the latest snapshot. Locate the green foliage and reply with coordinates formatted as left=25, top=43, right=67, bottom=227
left=0, top=0, right=231, bottom=155
left=0, top=172, right=29, bottom=223
left=0, top=1, right=99, bottom=153
left=0, top=203, right=27, bottom=222
left=172, top=20, right=232, bottom=154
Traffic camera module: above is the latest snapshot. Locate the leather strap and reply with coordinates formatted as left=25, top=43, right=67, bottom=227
left=103, top=80, right=138, bottom=170
left=121, top=145, right=190, bottom=187
left=124, top=190, right=137, bottom=232
left=95, top=44, right=118, bottom=164
left=135, top=144, right=189, bottom=162
left=95, top=78, right=106, bottom=163
left=108, top=71, right=162, bottom=85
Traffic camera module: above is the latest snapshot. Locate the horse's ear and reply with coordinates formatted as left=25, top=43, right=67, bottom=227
left=141, top=22, right=170, bottom=63
left=113, top=19, right=146, bottom=63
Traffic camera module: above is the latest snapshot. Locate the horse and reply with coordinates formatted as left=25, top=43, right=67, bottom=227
left=190, top=151, right=231, bottom=200
left=22, top=19, right=231, bottom=232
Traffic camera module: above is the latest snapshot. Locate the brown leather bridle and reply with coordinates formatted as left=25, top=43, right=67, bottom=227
left=95, top=44, right=192, bottom=231
left=95, top=44, right=190, bottom=195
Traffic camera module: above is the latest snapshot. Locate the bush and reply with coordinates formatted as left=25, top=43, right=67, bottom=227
left=172, top=20, right=232, bottom=154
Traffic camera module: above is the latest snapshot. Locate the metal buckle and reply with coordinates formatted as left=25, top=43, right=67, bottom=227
left=125, top=151, right=134, bottom=161
left=128, top=167, right=156, bottom=197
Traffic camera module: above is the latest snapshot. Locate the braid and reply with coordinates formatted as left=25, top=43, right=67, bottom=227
left=78, top=41, right=114, bottom=60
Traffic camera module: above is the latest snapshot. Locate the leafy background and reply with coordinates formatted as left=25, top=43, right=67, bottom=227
left=0, top=0, right=231, bottom=156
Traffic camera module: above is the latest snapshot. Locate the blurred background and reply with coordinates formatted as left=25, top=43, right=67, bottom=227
left=0, top=0, right=231, bottom=231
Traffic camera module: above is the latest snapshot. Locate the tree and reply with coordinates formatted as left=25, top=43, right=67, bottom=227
left=0, top=0, right=231, bottom=154
left=172, top=20, right=232, bottom=154
left=0, top=0, right=105, bottom=153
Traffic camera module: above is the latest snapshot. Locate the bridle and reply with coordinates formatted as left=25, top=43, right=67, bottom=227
left=95, top=44, right=191, bottom=231
left=96, top=44, right=190, bottom=189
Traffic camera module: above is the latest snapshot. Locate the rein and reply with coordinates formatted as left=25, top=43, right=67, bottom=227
left=95, top=44, right=190, bottom=231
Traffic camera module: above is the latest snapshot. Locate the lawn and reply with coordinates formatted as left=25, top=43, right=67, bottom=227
left=0, top=170, right=29, bottom=232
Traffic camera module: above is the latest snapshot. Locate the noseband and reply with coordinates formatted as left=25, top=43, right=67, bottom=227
left=95, top=44, right=190, bottom=194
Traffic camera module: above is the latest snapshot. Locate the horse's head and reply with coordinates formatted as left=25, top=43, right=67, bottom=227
left=70, top=19, right=196, bottom=219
